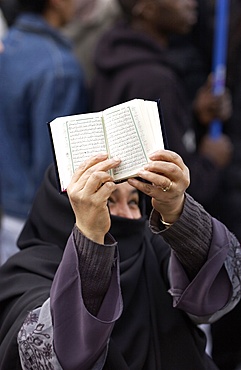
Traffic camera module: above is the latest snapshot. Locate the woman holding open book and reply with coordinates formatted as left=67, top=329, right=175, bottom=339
left=0, top=149, right=240, bottom=369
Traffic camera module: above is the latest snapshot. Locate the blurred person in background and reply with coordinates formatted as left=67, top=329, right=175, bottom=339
left=0, top=0, right=88, bottom=265
left=63, top=0, right=122, bottom=85
left=0, top=0, right=20, bottom=27
left=207, top=0, right=241, bottom=243
left=0, top=7, right=7, bottom=40
left=0, top=0, right=8, bottom=50
left=210, top=1, right=241, bottom=369
left=91, top=0, right=233, bottom=216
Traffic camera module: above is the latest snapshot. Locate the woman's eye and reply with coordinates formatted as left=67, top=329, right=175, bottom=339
left=129, top=199, right=139, bottom=207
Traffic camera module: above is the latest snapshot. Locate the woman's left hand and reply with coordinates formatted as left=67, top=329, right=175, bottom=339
left=128, top=149, right=190, bottom=224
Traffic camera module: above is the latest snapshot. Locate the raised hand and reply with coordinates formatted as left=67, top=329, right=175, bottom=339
left=128, top=149, right=190, bottom=224
left=67, top=154, right=121, bottom=244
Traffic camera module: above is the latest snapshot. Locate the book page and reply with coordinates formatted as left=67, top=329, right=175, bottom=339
left=143, top=100, right=164, bottom=152
left=103, top=101, right=149, bottom=181
left=50, top=112, right=106, bottom=191
left=66, top=113, right=106, bottom=170
left=119, top=100, right=164, bottom=157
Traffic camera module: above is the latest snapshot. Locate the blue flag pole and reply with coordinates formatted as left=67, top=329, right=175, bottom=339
left=209, top=0, right=230, bottom=139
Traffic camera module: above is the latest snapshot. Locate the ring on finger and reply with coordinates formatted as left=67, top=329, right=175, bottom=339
left=161, top=180, right=173, bottom=192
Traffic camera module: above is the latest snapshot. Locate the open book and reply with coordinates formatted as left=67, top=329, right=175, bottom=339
left=48, top=99, right=166, bottom=192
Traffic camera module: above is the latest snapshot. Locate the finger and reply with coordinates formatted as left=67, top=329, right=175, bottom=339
left=84, top=171, right=116, bottom=195
left=148, top=150, right=187, bottom=171
left=141, top=151, right=189, bottom=191
left=129, top=158, right=189, bottom=198
left=86, top=156, right=121, bottom=176
left=67, top=172, right=116, bottom=213
left=93, top=181, right=117, bottom=204
left=80, top=157, right=121, bottom=191
left=140, top=168, right=176, bottom=192
left=71, top=155, right=121, bottom=186
left=68, top=170, right=115, bottom=200
left=128, top=176, right=175, bottom=199
left=71, top=153, right=108, bottom=184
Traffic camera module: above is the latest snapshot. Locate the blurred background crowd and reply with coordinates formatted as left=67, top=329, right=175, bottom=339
left=1, top=0, right=241, bottom=369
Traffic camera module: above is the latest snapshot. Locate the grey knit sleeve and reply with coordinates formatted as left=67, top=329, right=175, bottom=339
left=150, top=193, right=212, bottom=279
left=73, top=225, right=117, bottom=316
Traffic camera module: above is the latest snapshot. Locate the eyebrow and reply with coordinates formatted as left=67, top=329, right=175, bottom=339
left=130, top=189, right=139, bottom=196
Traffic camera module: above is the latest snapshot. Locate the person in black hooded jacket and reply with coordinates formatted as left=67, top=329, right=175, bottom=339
left=90, top=0, right=233, bottom=212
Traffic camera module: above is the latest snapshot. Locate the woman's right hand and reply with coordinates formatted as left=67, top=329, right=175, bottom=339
left=67, top=154, right=121, bottom=244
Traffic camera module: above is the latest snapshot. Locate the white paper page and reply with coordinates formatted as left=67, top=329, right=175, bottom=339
left=103, top=100, right=149, bottom=181
left=130, top=99, right=153, bottom=150
left=50, top=112, right=106, bottom=191
left=124, top=99, right=164, bottom=157
left=144, top=100, right=165, bottom=152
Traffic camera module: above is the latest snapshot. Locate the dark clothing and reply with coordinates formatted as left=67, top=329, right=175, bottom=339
left=0, top=166, right=74, bottom=369
left=213, top=41, right=241, bottom=242
left=211, top=3, right=241, bottom=369
left=0, top=164, right=240, bottom=369
left=212, top=299, right=241, bottom=370
left=91, top=21, right=220, bottom=208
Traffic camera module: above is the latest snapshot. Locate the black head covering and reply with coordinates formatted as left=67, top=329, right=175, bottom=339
left=0, top=164, right=217, bottom=369
left=117, top=0, right=138, bottom=17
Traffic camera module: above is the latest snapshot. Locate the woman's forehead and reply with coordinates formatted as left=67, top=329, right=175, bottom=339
left=114, top=182, right=139, bottom=197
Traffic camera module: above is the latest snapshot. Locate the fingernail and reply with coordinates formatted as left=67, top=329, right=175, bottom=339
left=112, top=157, right=121, bottom=162
left=128, top=178, right=136, bottom=185
left=138, top=170, right=148, bottom=176
left=149, top=151, right=158, bottom=158
left=97, top=153, right=108, bottom=158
